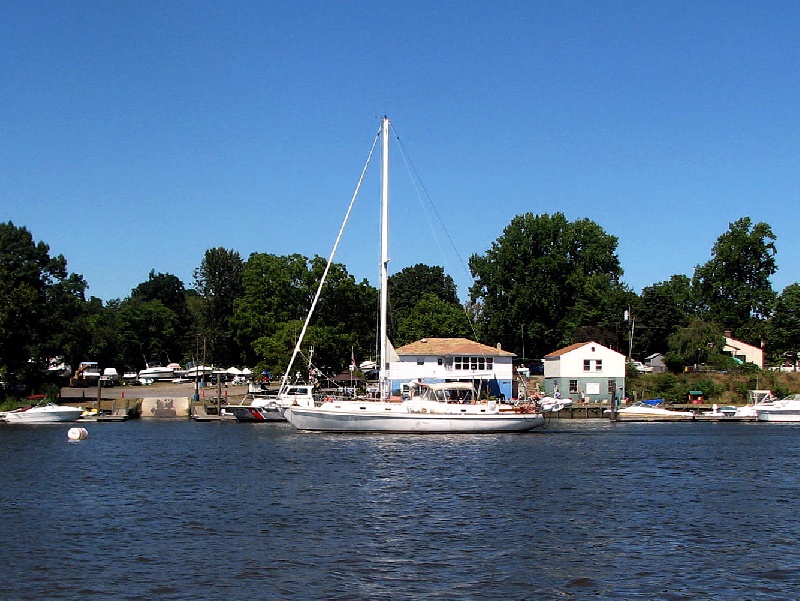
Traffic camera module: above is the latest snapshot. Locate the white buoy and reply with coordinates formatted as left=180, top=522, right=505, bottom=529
left=67, top=427, right=88, bottom=441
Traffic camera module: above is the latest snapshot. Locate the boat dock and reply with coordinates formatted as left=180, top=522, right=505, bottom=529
left=545, top=403, right=759, bottom=421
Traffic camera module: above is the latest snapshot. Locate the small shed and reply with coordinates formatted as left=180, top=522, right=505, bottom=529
left=688, top=390, right=705, bottom=404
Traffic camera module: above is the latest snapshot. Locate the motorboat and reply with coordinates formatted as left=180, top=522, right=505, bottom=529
left=282, top=381, right=544, bottom=433
left=694, top=403, right=758, bottom=422
left=279, top=118, right=544, bottom=434
left=138, top=363, right=175, bottom=381
left=0, top=402, right=84, bottom=423
left=539, top=396, right=573, bottom=412
left=611, top=399, right=695, bottom=422
left=224, top=384, right=317, bottom=423
left=755, top=394, right=800, bottom=422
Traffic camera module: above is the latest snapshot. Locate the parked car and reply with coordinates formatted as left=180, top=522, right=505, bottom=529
left=632, top=361, right=653, bottom=373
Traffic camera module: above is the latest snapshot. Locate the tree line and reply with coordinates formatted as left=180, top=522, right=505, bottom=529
left=1, top=213, right=796, bottom=393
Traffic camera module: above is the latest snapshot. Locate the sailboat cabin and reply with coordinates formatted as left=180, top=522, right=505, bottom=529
left=389, top=338, right=515, bottom=400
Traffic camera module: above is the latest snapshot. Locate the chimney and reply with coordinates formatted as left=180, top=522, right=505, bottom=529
left=496, top=343, right=502, bottom=350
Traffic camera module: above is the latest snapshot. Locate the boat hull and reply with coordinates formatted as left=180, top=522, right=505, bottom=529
left=1, top=406, right=84, bottom=423
left=614, top=409, right=696, bottom=422
left=756, top=409, right=800, bottom=422
left=283, top=406, right=544, bottom=433
left=225, top=405, right=284, bottom=422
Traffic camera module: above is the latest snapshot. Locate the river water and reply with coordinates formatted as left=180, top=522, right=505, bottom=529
left=1, top=418, right=799, bottom=600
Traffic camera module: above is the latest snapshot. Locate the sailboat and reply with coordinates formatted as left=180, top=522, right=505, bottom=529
left=281, top=117, right=544, bottom=433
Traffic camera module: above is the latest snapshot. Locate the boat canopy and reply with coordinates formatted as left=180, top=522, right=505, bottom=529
left=641, top=398, right=664, bottom=406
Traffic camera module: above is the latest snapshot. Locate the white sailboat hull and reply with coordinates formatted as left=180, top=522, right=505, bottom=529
left=283, top=405, right=544, bottom=433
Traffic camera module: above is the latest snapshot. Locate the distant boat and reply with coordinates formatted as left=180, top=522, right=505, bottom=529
left=1, top=402, right=84, bottom=423
left=138, top=364, right=175, bottom=381
left=611, top=400, right=695, bottom=422
left=280, top=117, right=544, bottom=434
left=184, top=365, right=213, bottom=379
left=225, top=384, right=316, bottom=423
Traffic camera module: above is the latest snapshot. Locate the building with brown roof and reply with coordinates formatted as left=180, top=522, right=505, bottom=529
left=544, top=341, right=626, bottom=404
left=389, top=337, right=516, bottom=399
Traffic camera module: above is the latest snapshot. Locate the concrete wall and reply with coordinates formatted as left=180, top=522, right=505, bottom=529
left=140, top=397, right=191, bottom=418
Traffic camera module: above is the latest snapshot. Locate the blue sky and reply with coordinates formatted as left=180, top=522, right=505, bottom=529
left=2, top=1, right=799, bottom=302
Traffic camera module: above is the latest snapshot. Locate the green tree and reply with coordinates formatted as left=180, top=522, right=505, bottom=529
left=635, top=275, right=695, bottom=358
left=0, top=222, right=89, bottom=388
left=231, top=253, right=377, bottom=377
left=194, top=248, right=245, bottom=366
left=692, top=217, right=777, bottom=342
left=767, top=284, right=800, bottom=366
left=388, top=264, right=459, bottom=314
left=115, top=298, right=181, bottom=371
left=665, top=319, right=726, bottom=370
left=131, top=270, right=193, bottom=362
left=395, top=292, right=471, bottom=345
left=469, top=212, right=624, bottom=358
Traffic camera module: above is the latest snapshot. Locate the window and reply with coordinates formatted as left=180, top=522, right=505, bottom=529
left=595, top=360, right=602, bottom=371
left=583, top=360, right=591, bottom=371
left=437, top=357, right=443, bottom=365
left=569, top=380, right=578, bottom=393
left=608, top=379, right=616, bottom=395
left=453, top=356, right=492, bottom=371
left=417, top=358, right=424, bottom=365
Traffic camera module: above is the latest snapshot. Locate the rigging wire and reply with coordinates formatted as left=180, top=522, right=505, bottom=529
left=389, top=123, right=484, bottom=345
left=279, top=123, right=382, bottom=394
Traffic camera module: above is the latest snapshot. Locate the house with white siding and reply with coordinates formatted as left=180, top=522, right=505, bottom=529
left=543, top=341, right=626, bottom=404
left=389, top=338, right=515, bottom=399
left=724, top=330, right=764, bottom=368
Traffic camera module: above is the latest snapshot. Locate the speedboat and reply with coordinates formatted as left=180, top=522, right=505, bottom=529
left=694, top=403, right=758, bottom=421
left=612, top=400, right=695, bottom=422
left=224, top=384, right=317, bottom=422
left=0, top=403, right=84, bottom=423
left=539, top=396, right=573, bottom=412
left=138, top=364, right=175, bottom=381
left=755, top=394, right=800, bottom=422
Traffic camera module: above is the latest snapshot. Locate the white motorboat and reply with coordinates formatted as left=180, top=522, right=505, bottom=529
left=280, top=117, right=544, bottom=434
left=612, top=400, right=695, bottom=422
left=0, top=402, right=84, bottom=423
left=225, top=384, right=317, bottom=423
left=539, top=396, right=573, bottom=412
left=755, top=394, right=800, bottom=422
left=694, top=403, right=758, bottom=421
left=138, top=363, right=175, bottom=381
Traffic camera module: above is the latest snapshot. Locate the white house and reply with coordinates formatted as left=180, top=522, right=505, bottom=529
left=724, top=331, right=764, bottom=368
left=389, top=338, right=516, bottom=399
left=543, top=341, right=627, bottom=404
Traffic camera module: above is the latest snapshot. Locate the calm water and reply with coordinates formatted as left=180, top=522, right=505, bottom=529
left=1, top=418, right=799, bottom=600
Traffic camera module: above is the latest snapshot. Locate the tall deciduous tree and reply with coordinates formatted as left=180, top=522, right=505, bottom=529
left=665, top=318, right=726, bottom=369
left=0, top=222, right=88, bottom=387
left=767, top=284, right=800, bottom=365
left=395, top=293, right=471, bottom=345
left=194, top=248, right=244, bottom=366
left=469, top=212, right=625, bottom=358
left=635, top=275, right=695, bottom=358
left=231, top=253, right=377, bottom=376
left=692, top=217, right=777, bottom=343
left=131, top=270, right=193, bottom=362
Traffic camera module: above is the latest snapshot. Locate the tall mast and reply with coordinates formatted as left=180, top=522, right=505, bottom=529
left=379, top=116, right=390, bottom=399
